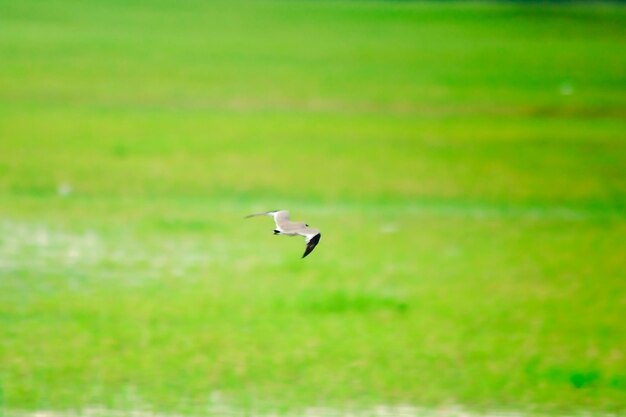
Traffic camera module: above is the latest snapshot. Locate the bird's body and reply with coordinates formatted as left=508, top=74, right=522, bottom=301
left=246, top=210, right=322, bottom=258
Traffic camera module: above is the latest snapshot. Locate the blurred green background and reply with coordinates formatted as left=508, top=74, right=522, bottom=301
left=1, top=0, right=625, bottom=415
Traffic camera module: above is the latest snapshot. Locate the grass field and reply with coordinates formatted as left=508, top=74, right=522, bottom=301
left=1, top=0, right=625, bottom=415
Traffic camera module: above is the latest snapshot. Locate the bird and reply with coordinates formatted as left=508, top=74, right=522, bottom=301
left=245, top=210, right=322, bottom=258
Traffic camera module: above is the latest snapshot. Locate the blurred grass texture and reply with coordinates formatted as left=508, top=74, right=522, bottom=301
left=0, top=0, right=625, bottom=416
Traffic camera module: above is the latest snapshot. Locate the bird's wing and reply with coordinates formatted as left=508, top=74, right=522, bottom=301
left=245, top=210, right=281, bottom=219
left=299, top=228, right=321, bottom=258
left=273, top=210, right=290, bottom=228
left=245, top=211, right=271, bottom=218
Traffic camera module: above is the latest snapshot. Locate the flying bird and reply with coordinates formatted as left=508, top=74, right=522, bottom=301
left=245, top=210, right=321, bottom=258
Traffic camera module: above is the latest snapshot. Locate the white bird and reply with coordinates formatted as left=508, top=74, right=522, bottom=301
left=245, top=210, right=322, bottom=258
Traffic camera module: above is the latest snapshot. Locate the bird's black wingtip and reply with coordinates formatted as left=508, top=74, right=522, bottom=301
left=302, top=233, right=321, bottom=259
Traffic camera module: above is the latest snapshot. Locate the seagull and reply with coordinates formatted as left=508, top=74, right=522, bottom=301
left=245, top=210, right=322, bottom=258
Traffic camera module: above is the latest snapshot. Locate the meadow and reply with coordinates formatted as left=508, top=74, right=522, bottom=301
left=1, top=0, right=625, bottom=415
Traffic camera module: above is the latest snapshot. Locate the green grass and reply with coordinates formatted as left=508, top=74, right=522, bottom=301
left=1, top=0, right=625, bottom=415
